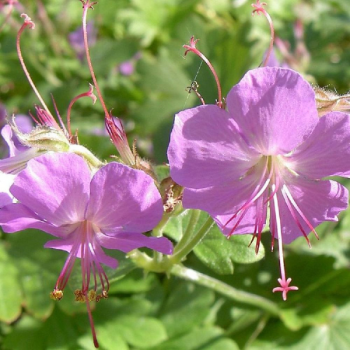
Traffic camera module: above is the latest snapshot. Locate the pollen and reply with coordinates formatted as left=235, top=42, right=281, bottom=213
left=50, top=289, right=63, bottom=301
left=74, top=289, right=86, bottom=303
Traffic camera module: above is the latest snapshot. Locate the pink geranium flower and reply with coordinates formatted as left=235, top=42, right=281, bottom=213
left=168, top=67, right=350, bottom=300
left=0, top=152, right=172, bottom=346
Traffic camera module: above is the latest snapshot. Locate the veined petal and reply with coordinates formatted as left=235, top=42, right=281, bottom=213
left=10, top=153, right=91, bottom=226
left=87, top=162, right=163, bottom=232
left=0, top=147, right=43, bottom=174
left=183, top=163, right=266, bottom=216
left=0, top=203, right=73, bottom=236
left=168, top=105, right=259, bottom=189
left=226, top=67, right=318, bottom=154
left=287, top=112, right=350, bottom=178
left=1, top=117, right=32, bottom=157
left=276, top=179, right=348, bottom=244
left=97, top=232, right=173, bottom=255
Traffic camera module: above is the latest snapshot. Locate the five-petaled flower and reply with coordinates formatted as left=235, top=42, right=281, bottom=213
left=168, top=67, right=350, bottom=300
left=0, top=152, right=172, bottom=344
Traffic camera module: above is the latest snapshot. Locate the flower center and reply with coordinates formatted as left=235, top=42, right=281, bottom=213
left=50, top=220, right=109, bottom=302
left=224, top=153, right=309, bottom=300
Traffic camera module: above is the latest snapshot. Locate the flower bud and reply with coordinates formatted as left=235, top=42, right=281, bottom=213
left=11, top=124, right=70, bottom=152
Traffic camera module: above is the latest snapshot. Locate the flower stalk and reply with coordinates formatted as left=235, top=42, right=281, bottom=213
left=171, top=265, right=281, bottom=316
left=170, top=215, right=214, bottom=264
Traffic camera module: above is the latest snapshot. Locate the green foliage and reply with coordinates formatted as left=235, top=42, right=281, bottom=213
left=166, top=210, right=265, bottom=274
left=1, top=0, right=350, bottom=349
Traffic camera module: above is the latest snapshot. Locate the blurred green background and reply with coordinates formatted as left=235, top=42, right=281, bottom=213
left=1, top=0, right=350, bottom=349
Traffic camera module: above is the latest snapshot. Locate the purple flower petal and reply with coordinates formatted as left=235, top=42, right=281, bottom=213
left=226, top=67, right=318, bottom=154
left=10, top=153, right=91, bottom=226
left=0, top=147, right=42, bottom=174
left=87, top=162, right=163, bottom=233
left=69, top=21, right=96, bottom=61
left=183, top=167, right=265, bottom=216
left=118, top=61, right=135, bottom=76
left=214, top=205, right=261, bottom=236
left=288, top=112, right=350, bottom=178
left=97, top=232, right=173, bottom=255
left=276, top=179, right=348, bottom=243
left=0, top=203, right=72, bottom=235
left=168, top=105, right=260, bottom=189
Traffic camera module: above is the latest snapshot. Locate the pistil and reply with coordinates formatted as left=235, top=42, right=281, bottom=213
left=271, top=184, right=298, bottom=300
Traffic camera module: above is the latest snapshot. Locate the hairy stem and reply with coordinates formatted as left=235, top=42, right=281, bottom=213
left=170, top=216, right=214, bottom=264
left=173, top=209, right=201, bottom=254
left=171, top=264, right=280, bottom=316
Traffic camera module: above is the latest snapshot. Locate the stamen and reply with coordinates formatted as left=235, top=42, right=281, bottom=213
left=33, top=106, right=61, bottom=130
left=282, top=184, right=319, bottom=240
left=225, top=157, right=269, bottom=229
left=50, top=289, right=63, bottom=301
left=225, top=158, right=270, bottom=250
left=270, top=206, right=276, bottom=251
left=183, top=36, right=223, bottom=108
left=51, top=95, right=70, bottom=138
left=54, top=242, right=80, bottom=291
left=251, top=1, right=275, bottom=67
left=251, top=196, right=267, bottom=253
left=280, top=187, right=311, bottom=247
left=17, top=14, right=54, bottom=119
left=271, top=184, right=298, bottom=300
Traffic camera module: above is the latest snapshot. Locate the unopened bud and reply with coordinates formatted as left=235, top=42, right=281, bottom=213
left=11, top=119, right=70, bottom=152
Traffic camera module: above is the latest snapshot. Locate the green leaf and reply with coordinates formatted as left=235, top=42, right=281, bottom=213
left=115, top=315, right=168, bottom=348
left=165, top=209, right=211, bottom=242
left=250, top=301, right=350, bottom=350
left=89, top=39, right=139, bottom=76
left=0, top=243, right=22, bottom=323
left=280, top=303, right=335, bottom=331
left=3, top=315, right=45, bottom=350
left=80, top=330, right=128, bottom=350
left=159, top=281, right=215, bottom=338
left=149, top=326, right=239, bottom=350
left=154, top=164, right=170, bottom=183
left=92, top=298, right=167, bottom=349
left=6, top=230, right=66, bottom=319
left=135, top=53, right=196, bottom=134
left=4, top=306, right=81, bottom=350
left=166, top=209, right=264, bottom=274
left=194, top=231, right=265, bottom=274
left=109, top=269, right=159, bottom=294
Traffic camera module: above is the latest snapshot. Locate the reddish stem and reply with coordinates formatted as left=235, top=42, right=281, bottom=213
left=252, top=1, right=275, bottom=67
left=80, top=0, right=135, bottom=164
left=16, top=14, right=54, bottom=118
left=66, top=84, right=97, bottom=137
left=183, top=36, right=223, bottom=108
